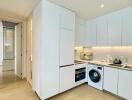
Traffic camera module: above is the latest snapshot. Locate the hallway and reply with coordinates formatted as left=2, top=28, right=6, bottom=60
left=0, top=71, right=39, bottom=100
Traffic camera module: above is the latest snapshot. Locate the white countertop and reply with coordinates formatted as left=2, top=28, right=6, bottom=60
left=75, top=59, right=132, bottom=71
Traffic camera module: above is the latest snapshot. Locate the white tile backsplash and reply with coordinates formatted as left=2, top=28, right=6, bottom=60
left=92, top=47, right=132, bottom=65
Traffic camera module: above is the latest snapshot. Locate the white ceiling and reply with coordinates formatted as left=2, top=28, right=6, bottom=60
left=0, top=0, right=39, bottom=22
left=49, top=0, right=132, bottom=20
left=0, top=0, right=132, bottom=21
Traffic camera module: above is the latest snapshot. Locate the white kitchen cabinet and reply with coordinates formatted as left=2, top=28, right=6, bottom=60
left=118, top=69, right=132, bottom=100
left=60, top=29, right=74, bottom=66
left=85, top=19, right=97, bottom=46
left=107, top=11, right=122, bottom=46
left=60, top=8, right=75, bottom=31
left=60, top=65, right=75, bottom=93
left=103, top=67, right=118, bottom=95
left=75, top=17, right=86, bottom=46
left=96, top=16, right=108, bottom=46
left=122, top=7, right=132, bottom=46
left=32, top=0, right=71, bottom=99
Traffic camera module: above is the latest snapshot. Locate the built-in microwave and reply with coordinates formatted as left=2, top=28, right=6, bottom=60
left=75, top=67, right=86, bottom=82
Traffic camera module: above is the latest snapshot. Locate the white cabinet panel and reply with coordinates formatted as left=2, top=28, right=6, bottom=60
left=60, top=29, right=74, bottom=66
left=122, top=7, right=132, bottom=46
left=60, top=8, right=75, bottom=30
left=118, top=69, right=132, bottom=100
left=104, top=67, right=118, bottom=95
left=32, top=1, right=60, bottom=99
left=107, top=12, right=122, bottom=46
left=96, top=16, right=108, bottom=46
left=75, top=17, right=86, bottom=46
left=85, top=19, right=97, bottom=46
left=60, top=66, right=75, bottom=93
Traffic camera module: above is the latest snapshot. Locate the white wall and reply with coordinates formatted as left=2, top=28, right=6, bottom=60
left=92, top=47, right=132, bottom=65
left=0, top=21, right=3, bottom=65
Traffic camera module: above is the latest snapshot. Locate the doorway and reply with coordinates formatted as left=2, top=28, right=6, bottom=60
left=0, top=21, right=22, bottom=86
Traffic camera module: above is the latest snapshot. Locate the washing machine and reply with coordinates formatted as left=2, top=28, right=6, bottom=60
left=88, top=64, right=104, bottom=90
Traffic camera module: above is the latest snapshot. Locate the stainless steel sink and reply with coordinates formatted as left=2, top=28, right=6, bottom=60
left=108, top=64, right=124, bottom=67
left=74, top=60, right=85, bottom=64
left=124, top=66, right=132, bottom=69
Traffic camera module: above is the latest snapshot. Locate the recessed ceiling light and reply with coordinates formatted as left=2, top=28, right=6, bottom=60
left=99, top=0, right=104, bottom=8
left=100, top=3, right=104, bottom=8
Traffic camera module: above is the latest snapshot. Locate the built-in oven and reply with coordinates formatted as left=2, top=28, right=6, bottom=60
left=75, top=67, right=86, bottom=82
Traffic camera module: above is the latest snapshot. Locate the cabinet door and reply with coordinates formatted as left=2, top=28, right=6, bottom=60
left=97, top=16, right=108, bottom=46
left=60, top=8, right=75, bottom=31
left=60, top=66, right=75, bottom=93
left=122, top=7, right=132, bottom=46
left=118, top=69, right=132, bottom=100
left=107, top=11, right=122, bottom=46
left=85, top=19, right=97, bottom=46
left=60, top=29, right=74, bottom=66
left=75, top=17, right=85, bottom=46
left=104, top=67, right=118, bottom=95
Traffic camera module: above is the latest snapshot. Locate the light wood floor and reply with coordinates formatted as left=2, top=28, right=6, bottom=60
left=0, top=71, right=123, bottom=100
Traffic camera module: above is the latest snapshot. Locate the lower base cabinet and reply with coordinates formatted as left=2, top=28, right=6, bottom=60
left=118, top=69, right=132, bottom=100
left=59, top=65, right=75, bottom=93
left=103, top=67, right=118, bottom=95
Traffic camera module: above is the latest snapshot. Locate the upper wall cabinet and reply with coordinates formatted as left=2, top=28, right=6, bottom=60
left=60, top=8, right=75, bottom=31
left=107, top=11, right=122, bottom=46
left=85, top=19, right=97, bottom=46
left=96, top=16, right=108, bottom=46
left=75, top=17, right=86, bottom=46
left=122, top=7, right=132, bottom=46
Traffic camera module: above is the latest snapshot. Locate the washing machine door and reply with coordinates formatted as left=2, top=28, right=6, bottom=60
left=89, top=69, right=101, bottom=83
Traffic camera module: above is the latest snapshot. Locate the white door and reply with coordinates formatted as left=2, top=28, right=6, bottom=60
left=103, top=67, right=118, bottom=95
left=15, top=24, right=22, bottom=78
left=60, top=8, right=75, bottom=31
left=60, top=65, right=75, bottom=93
left=118, top=69, right=132, bottom=100
left=85, top=19, right=97, bottom=46
left=107, top=11, right=122, bottom=46
left=96, top=16, right=108, bottom=46
left=122, top=7, right=132, bottom=46
left=60, top=29, right=74, bottom=66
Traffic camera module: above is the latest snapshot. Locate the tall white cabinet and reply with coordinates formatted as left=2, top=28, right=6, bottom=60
left=32, top=0, right=75, bottom=99
left=32, top=1, right=60, bottom=99
left=60, top=8, right=75, bottom=66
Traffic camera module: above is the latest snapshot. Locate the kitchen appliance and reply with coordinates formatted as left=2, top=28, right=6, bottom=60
left=88, top=64, right=104, bottom=90
left=113, top=58, right=122, bottom=64
left=75, top=67, right=86, bottom=82
left=80, top=52, right=93, bottom=60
